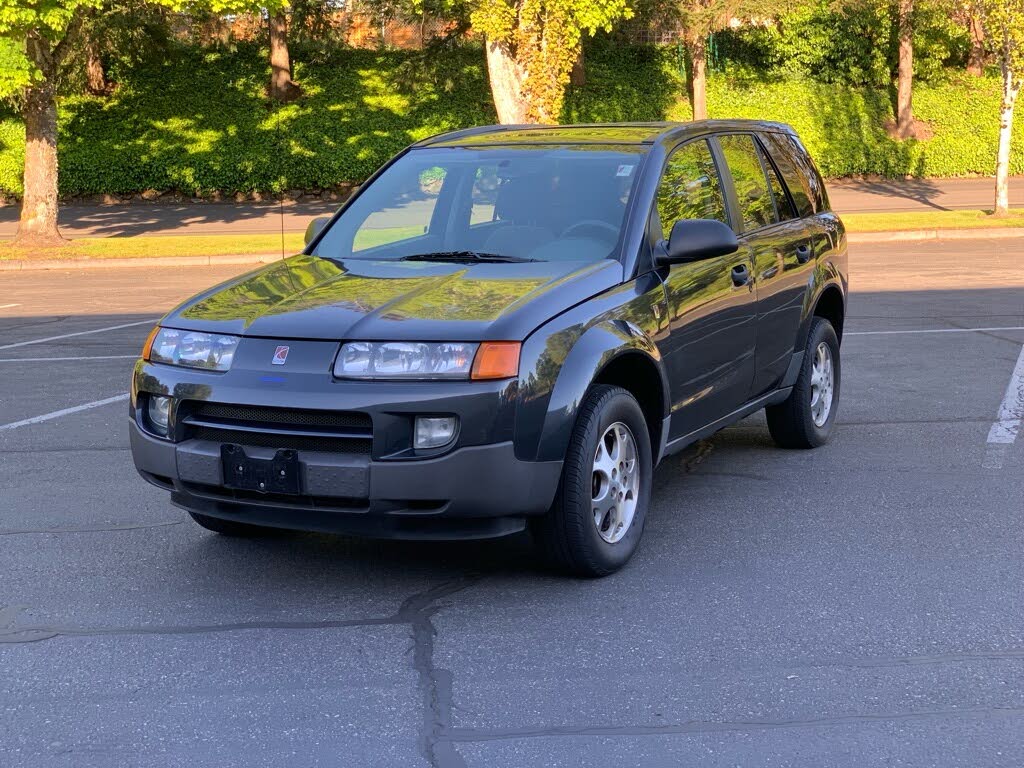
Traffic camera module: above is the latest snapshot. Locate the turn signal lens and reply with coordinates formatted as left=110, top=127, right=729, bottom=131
left=141, top=326, right=160, bottom=361
left=471, top=342, right=521, bottom=380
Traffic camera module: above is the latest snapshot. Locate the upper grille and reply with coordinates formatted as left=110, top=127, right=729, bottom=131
left=189, top=402, right=371, bottom=431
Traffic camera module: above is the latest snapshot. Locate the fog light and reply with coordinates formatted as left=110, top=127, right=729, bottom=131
left=414, top=416, right=457, bottom=450
left=147, top=395, right=171, bottom=437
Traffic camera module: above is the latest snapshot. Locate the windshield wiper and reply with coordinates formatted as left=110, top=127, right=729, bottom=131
left=400, top=251, right=537, bottom=264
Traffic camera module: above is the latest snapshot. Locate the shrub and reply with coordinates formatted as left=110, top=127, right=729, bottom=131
left=1, top=42, right=494, bottom=198
left=0, top=38, right=1021, bottom=197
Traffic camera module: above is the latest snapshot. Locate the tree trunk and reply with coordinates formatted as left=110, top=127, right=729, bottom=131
left=485, top=39, right=528, bottom=124
left=86, top=37, right=106, bottom=95
left=895, top=0, right=914, bottom=138
left=967, top=13, right=985, bottom=77
left=570, top=47, right=585, bottom=88
left=993, top=63, right=1020, bottom=217
left=689, top=36, right=707, bottom=121
left=268, top=10, right=299, bottom=102
left=16, top=35, right=62, bottom=246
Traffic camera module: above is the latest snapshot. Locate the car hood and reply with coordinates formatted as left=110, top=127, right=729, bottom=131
left=163, top=254, right=622, bottom=341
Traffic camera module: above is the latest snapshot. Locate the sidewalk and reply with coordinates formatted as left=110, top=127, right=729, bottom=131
left=1, top=177, right=1021, bottom=240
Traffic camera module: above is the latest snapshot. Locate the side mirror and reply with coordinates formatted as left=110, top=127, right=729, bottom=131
left=659, top=218, right=739, bottom=264
left=303, top=216, right=331, bottom=247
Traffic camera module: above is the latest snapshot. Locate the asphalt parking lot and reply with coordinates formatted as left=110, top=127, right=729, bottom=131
left=2, top=239, right=1024, bottom=767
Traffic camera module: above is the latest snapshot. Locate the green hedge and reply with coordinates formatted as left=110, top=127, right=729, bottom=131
left=0, top=43, right=494, bottom=198
left=567, top=39, right=1024, bottom=179
left=0, top=39, right=1022, bottom=197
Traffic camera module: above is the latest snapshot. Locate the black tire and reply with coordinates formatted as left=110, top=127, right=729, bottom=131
left=766, top=317, right=841, bottom=449
left=188, top=511, right=278, bottom=537
left=532, top=384, right=653, bottom=577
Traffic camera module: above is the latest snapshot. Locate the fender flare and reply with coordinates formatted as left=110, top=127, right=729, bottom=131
left=523, top=320, right=669, bottom=464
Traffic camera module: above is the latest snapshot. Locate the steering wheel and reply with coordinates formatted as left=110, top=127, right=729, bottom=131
left=561, top=220, right=620, bottom=241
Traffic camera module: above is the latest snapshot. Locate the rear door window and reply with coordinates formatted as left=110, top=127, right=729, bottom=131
left=655, top=139, right=728, bottom=238
left=717, top=134, right=777, bottom=232
left=760, top=133, right=827, bottom=218
left=755, top=138, right=797, bottom=222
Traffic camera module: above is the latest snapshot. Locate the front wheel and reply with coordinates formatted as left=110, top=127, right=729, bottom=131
left=765, top=317, right=841, bottom=449
left=532, top=384, right=653, bottom=577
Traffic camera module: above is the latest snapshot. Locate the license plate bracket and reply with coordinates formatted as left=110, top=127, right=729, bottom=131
left=221, top=444, right=301, bottom=495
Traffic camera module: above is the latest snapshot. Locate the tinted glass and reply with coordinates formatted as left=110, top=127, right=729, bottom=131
left=655, top=139, right=727, bottom=238
left=313, top=145, right=645, bottom=263
left=352, top=166, right=443, bottom=252
left=756, top=139, right=797, bottom=221
left=718, top=134, right=776, bottom=232
left=761, top=132, right=827, bottom=217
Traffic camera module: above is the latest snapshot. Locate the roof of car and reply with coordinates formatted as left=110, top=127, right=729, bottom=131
left=416, top=120, right=796, bottom=148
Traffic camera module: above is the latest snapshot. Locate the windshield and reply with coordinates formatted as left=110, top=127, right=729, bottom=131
left=312, top=145, right=646, bottom=263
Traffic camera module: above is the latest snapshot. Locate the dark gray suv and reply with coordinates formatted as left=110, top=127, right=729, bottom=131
left=130, top=121, right=847, bottom=576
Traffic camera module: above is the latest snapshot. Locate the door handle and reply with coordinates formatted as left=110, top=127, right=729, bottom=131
left=731, top=264, right=750, bottom=287
left=795, top=244, right=812, bottom=264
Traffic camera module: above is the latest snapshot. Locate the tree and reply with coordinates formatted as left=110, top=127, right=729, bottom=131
left=671, top=0, right=782, bottom=121
left=267, top=5, right=298, bottom=101
left=471, top=0, right=633, bottom=124
left=209, top=0, right=300, bottom=101
left=894, top=0, right=914, bottom=137
left=965, top=2, right=986, bottom=75
left=0, top=0, right=106, bottom=244
left=980, top=0, right=1023, bottom=216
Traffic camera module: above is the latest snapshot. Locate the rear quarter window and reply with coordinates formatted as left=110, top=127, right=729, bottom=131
left=760, top=132, right=829, bottom=218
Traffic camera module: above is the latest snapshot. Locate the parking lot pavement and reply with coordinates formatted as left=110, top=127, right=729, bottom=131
left=2, top=241, right=1024, bottom=767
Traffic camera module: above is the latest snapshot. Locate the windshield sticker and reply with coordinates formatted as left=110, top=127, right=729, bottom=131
left=616, top=164, right=634, bottom=177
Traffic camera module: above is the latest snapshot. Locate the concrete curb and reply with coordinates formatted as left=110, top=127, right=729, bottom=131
left=4, top=227, right=1024, bottom=270
left=847, top=227, right=1024, bottom=244
left=0, top=253, right=283, bottom=271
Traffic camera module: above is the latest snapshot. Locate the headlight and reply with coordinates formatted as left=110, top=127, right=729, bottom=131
left=146, top=328, right=240, bottom=372
left=335, top=341, right=478, bottom=380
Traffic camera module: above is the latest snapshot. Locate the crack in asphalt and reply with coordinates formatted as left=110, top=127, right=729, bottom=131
left=0, top=574, right=484, bottom=768
left=0, top=616, right=402, bottom=644
left=442, top=704, right=1024, bottom=742
left=0, top=520, right=182, bottom=536
left=396, top=575, right=482, bottom=768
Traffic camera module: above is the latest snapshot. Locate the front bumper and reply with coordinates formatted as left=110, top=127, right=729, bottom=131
left=129, top=420, right=562, bottom=540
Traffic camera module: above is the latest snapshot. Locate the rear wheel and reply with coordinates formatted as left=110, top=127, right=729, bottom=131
left=188, top=511, right=278, bottom=537
left=533, top=385, right=653, bottom=577
left=765, top=317, right=841, bottom=449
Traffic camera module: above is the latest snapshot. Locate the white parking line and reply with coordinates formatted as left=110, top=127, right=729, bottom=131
left=0, top=319, right=157, bottom=351
left=0, top=355, right=138, bottom=363
left=0, top=394, right=129, bottom=432
left=847, top=326, right=1024, bottom=336
left=983, top=344, right=1024, bottom=469
left=0, top=303, right=21, bottom=310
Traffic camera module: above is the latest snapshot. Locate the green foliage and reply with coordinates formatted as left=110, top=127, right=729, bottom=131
left=697, top=72, right=1024, bottom=177
left=711, top=0, right=971, bottom=86
left=571, top=37, right=1023, bottom=177
left=562, top=37, right=683, bottom=121
left=0, top=42, right=493, bottom=197
left=0, top=37, right=33, bottom=99
left=0, top=113, right=23, bottom=194
left=1, top=38, right=1022, bottom=197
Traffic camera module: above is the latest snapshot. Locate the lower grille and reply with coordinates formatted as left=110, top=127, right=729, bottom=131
left=190, top=402, right=371, bottom=431
left=180, top=400, right=373, bottom=454
left=188, top=426, right=371, bottom=454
